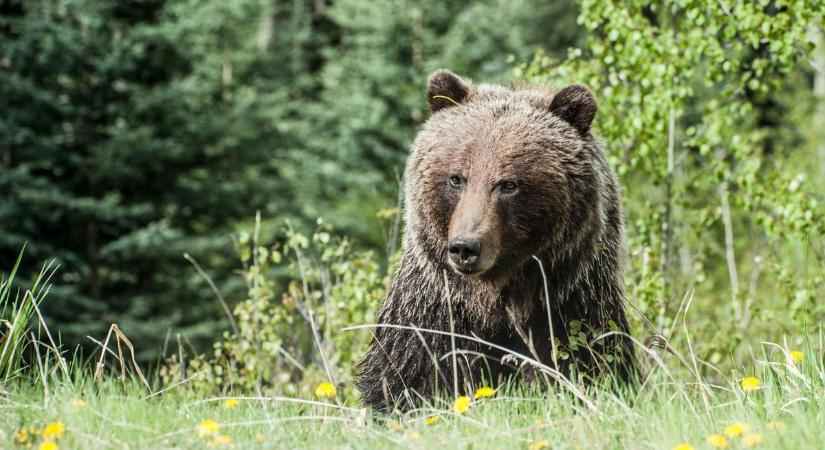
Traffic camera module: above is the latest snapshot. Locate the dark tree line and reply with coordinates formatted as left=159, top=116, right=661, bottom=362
left=0, top=0, right=581, bottom=360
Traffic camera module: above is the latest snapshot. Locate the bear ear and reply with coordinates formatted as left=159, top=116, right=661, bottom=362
left=427, top=69, right=471, bottom=112
left=549, top=84, right=597, bottom=134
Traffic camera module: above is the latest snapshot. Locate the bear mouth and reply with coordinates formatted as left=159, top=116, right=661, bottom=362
left=452, top=265, right=480, bottom=275
left=448, top=258, right=495, bottom=277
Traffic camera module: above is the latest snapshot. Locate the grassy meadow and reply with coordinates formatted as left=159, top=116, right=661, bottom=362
left=2, top=340, right=824, bottom=450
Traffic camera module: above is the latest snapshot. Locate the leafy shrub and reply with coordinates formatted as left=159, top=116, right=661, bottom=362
left=160, top=219, right=388, bottom=397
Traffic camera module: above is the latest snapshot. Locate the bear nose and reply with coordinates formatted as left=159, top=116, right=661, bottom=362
left=448, top=237, right=480, bottom=268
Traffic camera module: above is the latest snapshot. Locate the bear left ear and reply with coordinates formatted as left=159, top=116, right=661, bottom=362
left=549, top=84, right=597, bottom=134
left=427, top=69, right=471, bottom=112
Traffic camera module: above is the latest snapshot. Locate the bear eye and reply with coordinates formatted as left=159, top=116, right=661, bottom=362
left=499, top=180, right=518, bottom=194
left=449, top=175, right=464, bottom=188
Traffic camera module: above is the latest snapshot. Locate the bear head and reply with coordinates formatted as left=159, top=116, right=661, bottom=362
left=404, top=69, right=606, bottom=285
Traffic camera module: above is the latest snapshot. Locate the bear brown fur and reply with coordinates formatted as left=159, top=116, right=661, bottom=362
left=356, top=69, right=637, bottom=411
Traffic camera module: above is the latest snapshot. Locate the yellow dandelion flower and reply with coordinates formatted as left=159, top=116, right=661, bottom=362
left=740, top=376, right=761, bottom=392
left=38, top=442, right=59, bottom=450
left=387, top=421, right=403, bottom=431
left=68, top=399, right=86, bottom=408
left=210, top=434, right=233, bottom=447
left=255, top=433, right=265, bottom=442
left=453, top=395, right=471, bottom=414
left=742, top=433, right=764, bottom=447
left=314, top=382, right=336, bottom=398
left=767, top=421, right=786, bottom=432
left=222, top=399, right=240, bottom=409
left=42, top=422, right=65, bottom=440
left=706, top=434, right=728, bottom=448
left=426, top=415, right=439, bottom=426
left=672, top=444, right=694, bottom=450
left=790, top=351, right=803, bottom=363
left=197, top=419, right=221, bottom=437
left=528, top=439, right=549, bottom=450
left=723, top=422, right=751, bottom=437
left=473, top=386, right=496, bottom=399
left=16, top=429, right=29, bottom=444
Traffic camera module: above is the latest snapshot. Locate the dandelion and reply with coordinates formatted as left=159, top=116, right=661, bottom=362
left=222, top=399, right=240, bottom=409
left=39, top=442, right=59, bottom=450
left=790, top=351, right=803, bottom=363
left=672, top=444, right=694, bottom=450
left=473, top=386, right=496, bottom=399
left=426, top=415, right=440, bottom=426
left=528, top=439, right=549, bottom=450
left=255, top=434, right=265, bottom=442
left=767, top=421, right=786, bottom=432
left=16, top=429, right=29, bottom=444
left=723, top=422, right=751, bottom=437
left=314, top=382, right=336, bottom=399
left=68, top=399, right=87, bottom=408
left=740, top=376, right=761, bottom=392
left=387, top=421, right=403, bottom=431
left=453, top=395, right=471, bottom=414
left=43, top=422, right=65, bottom=440
left=742, top=433, right=764, bottom=447
left=706, top=434, right=728, bottom=448
left=197, top=419, right=221, bottom=437
left=210, top=434, right=233, bottom=447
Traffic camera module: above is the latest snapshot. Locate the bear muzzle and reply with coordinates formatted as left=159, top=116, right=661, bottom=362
left=448, top=237, right=480, bottom=271
left=446, top=234, right=499, bottom=275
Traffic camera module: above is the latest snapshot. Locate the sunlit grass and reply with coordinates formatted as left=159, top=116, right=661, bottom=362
left=1, top=339, right=823, bottom=449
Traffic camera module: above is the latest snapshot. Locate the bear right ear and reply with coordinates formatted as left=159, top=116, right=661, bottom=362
left=549, top=84, right=597, bottom=135
left=427, top=69, right=471, bottom=112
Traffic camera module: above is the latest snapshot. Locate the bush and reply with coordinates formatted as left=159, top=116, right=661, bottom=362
left=160, top=219, right=389, bottom=397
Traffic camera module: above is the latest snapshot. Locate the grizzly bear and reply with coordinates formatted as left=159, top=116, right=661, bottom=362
left=356, top=69, right=637, bottom=411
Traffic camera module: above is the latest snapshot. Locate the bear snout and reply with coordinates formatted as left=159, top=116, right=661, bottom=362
left=448, top=237, right=481, bottom=271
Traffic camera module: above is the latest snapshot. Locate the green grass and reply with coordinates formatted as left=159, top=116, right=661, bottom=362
left=2, top=343, right=823, bottom=450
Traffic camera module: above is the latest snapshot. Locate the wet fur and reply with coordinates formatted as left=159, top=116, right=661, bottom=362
left=356, top=70, right=637, bottom=411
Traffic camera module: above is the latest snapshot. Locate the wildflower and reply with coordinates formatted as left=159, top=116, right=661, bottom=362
left=210, top=434, right=233, bottom=447
left=197, top=419, right=221, bottom=437
left=742, top=433, right=764, bottom=447
left=528, top=440, right=549, bottom=450
left=723, top=422, right=751, bottom=437
left=222, top=399, right=240, bottom=409
left=16, top=429, right=29, bottom=444
left=474, top=386, right=496, bottom=399
left=671, top=444, right=694, bottom=450
left=255, top=433, right=265, bottom=442
left=314, top=382, right=336, bottom=398
left=426, top=415, right=439, bottom=426
left=740, top=376, right=761, bottom=392
left=43, top=422, right=65, bottom=440
left=68, top=399, right=87, bottom=408
left=39, top=442, right=59, bottom=450
left=706, top=434, right=728, bottom=448
left=790, top=351, right=804, bottom=363
left=767, top=421, right=786, bottom=432
left=453, top=395, right=471, bottom=414
left=387, top=421, right=403, bottom=431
